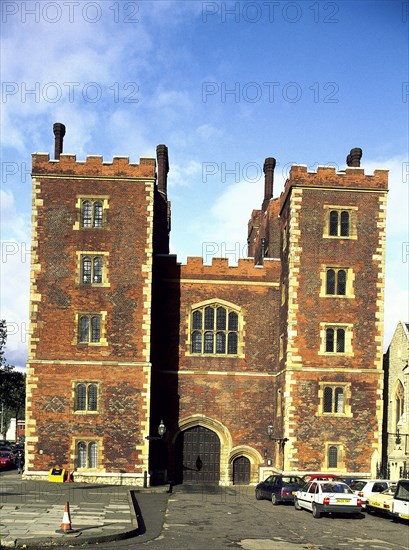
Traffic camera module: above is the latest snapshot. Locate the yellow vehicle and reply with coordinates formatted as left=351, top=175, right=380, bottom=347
left=366, top=486, right=396, bottom=516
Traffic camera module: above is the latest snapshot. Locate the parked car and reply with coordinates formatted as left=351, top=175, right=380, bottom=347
left=349, top=479, right=392, bottom=508
left=390, top=479, right=409, bottom=521
left=255, top=475, right=305, bottom=504
left=366, top=485, right=396, bottom=515
left=295, top=480, right=363, bottom=518
left=0, top=451, right=16, bottom=469
left=302, top=474, right=340, bottom=483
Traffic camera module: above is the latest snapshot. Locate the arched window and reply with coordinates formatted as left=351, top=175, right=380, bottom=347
left=76, top=440, right=98, bottom=469
left=326, top=269, right=347, bottom=296
left=325, top=327, right=346, bottom=353
left=80, top=199, right=106, bottom=228
left=190, top=303, right=240, bottom=355
left=78, top=314, right=102, bottom=344
left=327, top=209, right=351, bottom=237
left=395, top=382, right=405, bottom=432
left=75, top=383, right=99, bottom=412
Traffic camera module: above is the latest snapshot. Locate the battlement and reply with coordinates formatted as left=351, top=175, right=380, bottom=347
left=32, top=153, right=156, bottom=179
left=280, top=164, right=388, bottom=209
left=157, top=254, right=280, bottom=282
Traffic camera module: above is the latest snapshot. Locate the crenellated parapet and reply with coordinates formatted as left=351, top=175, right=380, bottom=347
left=156, top=254, right=280, bottom=282
left=280, top=164, right=388, bottom=210
left=32, top=153, right=156, bottom=178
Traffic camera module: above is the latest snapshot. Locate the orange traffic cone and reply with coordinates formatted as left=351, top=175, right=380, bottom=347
left=56, top=501, right=75, bottom=534
left=64, top=471, right=73, bottom=483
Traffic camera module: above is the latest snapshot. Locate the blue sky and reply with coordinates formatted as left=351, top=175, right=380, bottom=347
left=1, top=0, right=408, bottom=369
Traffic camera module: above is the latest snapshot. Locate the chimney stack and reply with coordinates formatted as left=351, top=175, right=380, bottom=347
left=346, top=147, right=362, bottom=167
left=53, top=122, right=66, bottom=160
left=156, top=144, right=169, bottom=197
left=262, top=157, right=276, bottom=211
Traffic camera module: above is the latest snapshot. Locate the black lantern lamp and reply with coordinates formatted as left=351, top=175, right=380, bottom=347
left=146, top=419, right=166, bottom=440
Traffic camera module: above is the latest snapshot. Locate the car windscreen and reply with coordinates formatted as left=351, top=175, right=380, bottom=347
left=349, top=481, right=366, bottom=491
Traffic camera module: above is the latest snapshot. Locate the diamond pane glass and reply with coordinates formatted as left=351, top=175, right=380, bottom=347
left=323, top=387, right=333, bottom=412
left=216, top=332, right=226, bottom=353
left=91, top=316, right=100, bottom=343
left=216, top=308, right=226, bottom=330
left=93, top=202, right=103, bottom=227
left=335, top=387, right=344, bottom=413
left=191, top=331, right=202, bottom=353
left=204, top=307, right=215, bottom=330
left=79, top=316, right=89, bottom=342
left=82, top=201, right=92, bottom=228
left=340, top=211, right=349, bottom=236
left=82, top=257, right=91, bottom=284
left=77, top=441, right=86, bottom=468
left=228, top=332, right=238, bottom=354
left=88, top=442, right=98, bottom=468
left=192, top=311, right=202, bottom=330
left=88, top=384, right=98, bottom=411
left=337, top=270, right=346, bottom=295
left=228, top=312, right=238, bottom=331
left=93, top=257, right=102, bottom=283
left=204, top=331, right=214, bottom=353
left=326, top=269, right=336, bottom=294
left=329, top=211, right=338, bottom=236
left=336, top=329, right=345, bottom=352
left=326, top=328, right=334, bottom=352
left=77, top=384, right=86, bottom=410
left=328, top=446, right=338, bottom=468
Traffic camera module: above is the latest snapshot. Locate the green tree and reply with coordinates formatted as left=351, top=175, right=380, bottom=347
left=0, top=320, right=26, bottom=441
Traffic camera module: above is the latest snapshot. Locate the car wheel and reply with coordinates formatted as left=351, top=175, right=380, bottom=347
left=271, top=493, right=279, bottom=505
left=366, top=506, right=373, bottom=514
left=294, top=497, right=302, bottom=510
left=312, top=504, right=321, bottom=519
left=255, top=489, right=262, bottom=501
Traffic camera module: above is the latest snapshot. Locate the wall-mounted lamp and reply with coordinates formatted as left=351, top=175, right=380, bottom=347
left=267, top=424, right=288, bottom=444
left=145, top=419, right=166, bottom=440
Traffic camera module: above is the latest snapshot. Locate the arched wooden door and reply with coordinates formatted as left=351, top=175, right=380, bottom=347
left=232, top=456, right=250, bottom=484
left=176, top=426, right=220, bottom=483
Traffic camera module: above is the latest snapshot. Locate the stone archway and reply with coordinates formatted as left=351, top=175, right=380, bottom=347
left=174, top=415, right=233, bottom=485
left=176, top=426, right=220, bottom=483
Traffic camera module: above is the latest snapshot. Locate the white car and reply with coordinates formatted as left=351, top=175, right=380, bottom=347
left=391, top=479, right=409, bottom=521
left=349, top=479, right=392, bottom=508
left=295, top=480, right=363, bottom=519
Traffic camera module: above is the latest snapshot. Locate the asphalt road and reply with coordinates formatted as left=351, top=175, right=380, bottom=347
left=53, top=484, right=409, bottom=550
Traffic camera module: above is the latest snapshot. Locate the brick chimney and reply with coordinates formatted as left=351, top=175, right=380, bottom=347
left=53, top=122, right=66, bottom=160
left=346, top=147, right=362, bottom=167
left=262, top=157, right=276, bottom=211
left=156, top=144, right=169, bottom=197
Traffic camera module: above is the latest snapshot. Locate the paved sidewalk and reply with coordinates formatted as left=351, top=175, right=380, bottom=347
left=0, top=471, right=168, bottom=548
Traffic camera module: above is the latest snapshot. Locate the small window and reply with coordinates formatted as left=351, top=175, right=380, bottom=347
left=323, top=386, right=345, bottom=413
left=190, top=303, right=241, bottom=356
left=328, top=446, right=338, bottom=468
left=81, top=255, right=104, bottom=285
left=76, top=440, right=98, bottom=469
left=326, top=327, right=345, bottom=353
left=329, top=210, right=349, bottom=236
left=75, top=383, right=99, bottom=412
left=324, top=206, right=356, bottom=239
left=326, top=269, right=347, bottom=296
left=80, top=199, right=106, bottom=229
left=79, top=314, right=102, bottom=344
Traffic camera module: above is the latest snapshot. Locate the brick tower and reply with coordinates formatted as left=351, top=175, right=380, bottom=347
left=249, top=149, right=388, bottom=474
left=25, top=124, right=169, bottom=484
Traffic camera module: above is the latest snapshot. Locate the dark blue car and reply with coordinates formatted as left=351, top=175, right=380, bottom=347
left=255, top=475, right=305, bottom=505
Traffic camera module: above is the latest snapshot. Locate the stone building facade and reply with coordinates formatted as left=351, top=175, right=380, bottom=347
left=25, top=126, right=388, bottom=485
left=383, top=321, right=409, bottom=479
